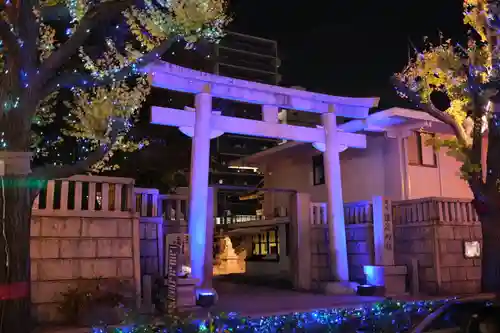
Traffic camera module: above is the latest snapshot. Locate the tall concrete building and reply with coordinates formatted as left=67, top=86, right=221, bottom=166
left=147, top=32, right=282, bottom=214
left=210, top=32, right=281, bottom=187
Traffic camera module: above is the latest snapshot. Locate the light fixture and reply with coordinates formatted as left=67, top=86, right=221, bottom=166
left=228, top=165, right=259, bottom=172
left=179, top=108, right=224, bottom=139
left=464, top=240, right=481, bottom=258
left=312, top=126, right=347, bottom=153
left=195, top=288, right=218, bottom=308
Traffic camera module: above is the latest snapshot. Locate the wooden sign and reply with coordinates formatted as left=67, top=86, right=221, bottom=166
left=383, top=200, right=394, bottom=253
left=372, top=196, right=395, bottom=266
left=166, top=244, right=179, bottom=314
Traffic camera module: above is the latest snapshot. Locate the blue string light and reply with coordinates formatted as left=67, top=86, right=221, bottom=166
left=90, top=299, right=448, bottom=333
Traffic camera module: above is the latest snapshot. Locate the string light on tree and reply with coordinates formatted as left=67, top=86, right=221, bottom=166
left=0, top=0, right=229, bottom=330
left=21, top=0, right=229, bottom=170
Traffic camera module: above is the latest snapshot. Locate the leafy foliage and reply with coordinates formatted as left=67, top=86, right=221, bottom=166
left=394, top=0, right=497, bottom=181
left=0, top=0, right=228, bottom=174
left=58, top=279, right=133, bottom=324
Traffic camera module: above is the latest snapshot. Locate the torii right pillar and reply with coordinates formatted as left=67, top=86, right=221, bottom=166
left=322, top=106, right=350, bottom=284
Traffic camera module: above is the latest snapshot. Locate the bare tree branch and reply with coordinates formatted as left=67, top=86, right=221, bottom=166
left=0, top=2, right=19, bottom=24
left=468, top=100, right=487, bottom=197
left=0, top=17, right=18, bottom=49
left=34, top=0, right=135, bottom=91
left=42, top=36, right=179, bottom=96
left=0, top=17, right=21, bottom=71
left=29, top=117, right=126, bottom=180
left=391, top=76, right=470, bottom=146
left=17, top=0, right=39, bottom=78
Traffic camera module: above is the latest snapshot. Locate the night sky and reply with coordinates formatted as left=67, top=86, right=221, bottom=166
left=120, top=0, right=472, bottom=186
left=227, top=0, right=467, bottom=108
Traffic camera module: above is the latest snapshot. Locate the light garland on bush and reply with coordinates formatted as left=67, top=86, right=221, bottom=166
left=91, top=299, right=449, bottom=333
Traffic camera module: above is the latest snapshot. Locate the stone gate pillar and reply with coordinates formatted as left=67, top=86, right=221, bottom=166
left=203, top=187, right=215, bottom=289
left=290, top=192, right=312, bottom=290
left=188, top=91, right=212, bottom=287
left=364, top=196, right=407, bottom=295
left=322, top=107, right=349, bottom=281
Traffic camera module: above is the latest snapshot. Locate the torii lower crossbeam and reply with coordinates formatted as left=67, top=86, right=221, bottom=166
left=151, top=106, right=367, bottom=149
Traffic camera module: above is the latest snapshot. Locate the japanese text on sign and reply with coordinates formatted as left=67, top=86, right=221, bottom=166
left=166, top=244, right=179, bottom=314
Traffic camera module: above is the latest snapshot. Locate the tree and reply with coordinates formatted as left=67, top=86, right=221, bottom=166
left=0, top=0, right=227, bottom=330
left=393, top=0, right=500, bottom=294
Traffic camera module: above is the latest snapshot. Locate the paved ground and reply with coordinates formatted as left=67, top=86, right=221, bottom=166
left=41, top=280, right=432, bottom=332
left=210, top=280, right=384, bottom=317
left=39, top=285, right=383, bottom=333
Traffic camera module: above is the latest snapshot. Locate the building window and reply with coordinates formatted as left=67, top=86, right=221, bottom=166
left=407, top=131, right=437, bottom=167
left=252, top=229, right=279, bottom=256
left=312, top=154, right=325, bottom=185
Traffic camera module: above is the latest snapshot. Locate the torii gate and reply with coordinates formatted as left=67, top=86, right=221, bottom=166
left=144, top=61, right=379, bottom=291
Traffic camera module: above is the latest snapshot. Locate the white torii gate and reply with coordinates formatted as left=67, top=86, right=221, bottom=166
left=144, top=61, right=379, bottom=290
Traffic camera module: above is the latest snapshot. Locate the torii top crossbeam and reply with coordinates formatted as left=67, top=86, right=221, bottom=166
left=146, top=62, right=379, bottom=117
left=144, top=60, right=380, bottom=289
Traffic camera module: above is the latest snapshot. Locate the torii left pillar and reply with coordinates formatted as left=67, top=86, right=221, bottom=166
left=322, top=106, right=349, bottom=282
left=187, top=91, right=214, bottom=290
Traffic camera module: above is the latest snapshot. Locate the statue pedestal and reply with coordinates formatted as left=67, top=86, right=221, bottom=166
left=176, top=277, right=198, bottom=309
left=363, top=265, right=407, bottom=296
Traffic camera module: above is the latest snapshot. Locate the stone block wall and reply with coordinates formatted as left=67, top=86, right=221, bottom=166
left=392, top=197, right=482, bottom=296
left=436, top=224, right=482, bottom=294
left=345, top=224, right=374, bottom=283
left=309, top=202, right=375, bottom=285
left=31, top=213, right=140, bottom=322
left=310, top=224, right=330, bottom=285
left=394, top=224, right=436, bottom=294
left=135, top=189, right=188, bottom=278
left=139, top=218, right=162, bottom=276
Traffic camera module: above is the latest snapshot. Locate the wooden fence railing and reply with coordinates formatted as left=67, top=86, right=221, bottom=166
left=310, top=201, right=374, bottom=226
left=311, top=197, right=478, bottom=227
left=344, top=201, right=373, bottom=225
left=310, top=202, right=327, bottom=225
left=33, top=175, right=135, bottom=217
left=392, top=197, right=479, bottom=225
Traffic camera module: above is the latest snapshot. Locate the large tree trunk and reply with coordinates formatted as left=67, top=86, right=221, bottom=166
left=0, top=178, right=34, bottom=333
left=480, top=213, right=500, bottom=294
left=0, top=153, right=38, bottom=333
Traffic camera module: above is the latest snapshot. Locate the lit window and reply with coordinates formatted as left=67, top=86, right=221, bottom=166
left=312, top=154, right=325, bottom=185
left=407, top=131, right=437, bottom=167
left=252, top=229, right=279, bottom=256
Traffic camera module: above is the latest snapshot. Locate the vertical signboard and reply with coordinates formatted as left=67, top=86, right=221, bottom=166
left=383, top=199, right=394, bottom=253
left=372, top=196, right=395, bottom=266
left=166, top=244, right=179, bottom=314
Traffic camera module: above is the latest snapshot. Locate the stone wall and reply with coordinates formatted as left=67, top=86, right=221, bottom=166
left=31, top=175, right=140, bottom=322
left=309, top=202, right=374, bottom=285
left=135, top=188, right=162, bottom=277
left=135, top=189, right=188, bottom=278
left=139, top=217, right=162, bottom=276
left=393, top=224, right=436, bottom=294
left=344, top=201, right=374, bottom=284
left=392, top=197, right=481, bottom=295
left=31, top=214, right=140, bottom=322
left=309, top=224, right=330, bottom=285
left=306, top=197, right=482, bottom=296
left=346, top=224, right=374, bottom=283
left=436, top=223, right=482, bottom=294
